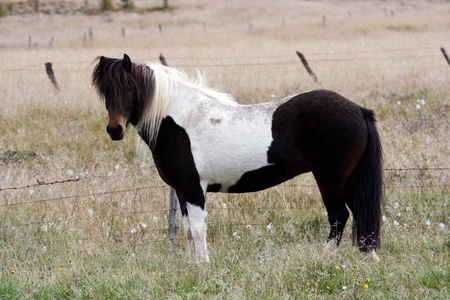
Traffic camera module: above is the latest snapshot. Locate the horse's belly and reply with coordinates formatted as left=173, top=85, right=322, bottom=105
left=189, top=122, right=274, bottom=192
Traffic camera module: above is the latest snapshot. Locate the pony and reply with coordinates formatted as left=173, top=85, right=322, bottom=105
left=92, top=54, right=383, bottom=264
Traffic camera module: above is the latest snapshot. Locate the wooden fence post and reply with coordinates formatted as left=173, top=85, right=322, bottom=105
left=89, top=27, right=93, bottom=45
left=158, top=24, right=163, bottom=35
left=48, top=36, right=54, bottom=48
left=158, top=53, right=180, bottom=246
left=45, top=62, right=59, bottom=91
left=168, top=187, right=180, bottom=246
left=296, top=50, right=321, bottom=86
left=159, top=53, right=168, bottom=67
left=440, top=47, right=450, bottom=67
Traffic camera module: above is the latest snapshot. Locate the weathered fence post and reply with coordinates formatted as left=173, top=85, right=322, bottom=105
left=159, top=53, right=168, bottom=67
left=89, top=27, right=93, bottom=45
left=48, top=36, right=54, bottom=48
left=158, top=24, right=163, bottom=35
left=440, top=47, right=450, bottom=67
left=45, top=62, right=59, bottom=91
left=28, top=36, right=32, bottom=49
left=122, top=27, right=125, bottom=39
left=158, top=52, right=180, bottom=245
left=168, top=187, right=180, bottom=245
left=296, top=50, right=321, bottom=86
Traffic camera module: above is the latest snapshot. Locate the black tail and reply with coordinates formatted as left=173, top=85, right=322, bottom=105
left=353, top=107, right=383, bottom=252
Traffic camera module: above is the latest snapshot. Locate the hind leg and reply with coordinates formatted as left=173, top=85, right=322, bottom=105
left=315, top=178, right=349, bottom=253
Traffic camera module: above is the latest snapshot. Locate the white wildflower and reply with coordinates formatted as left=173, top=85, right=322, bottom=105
left=247, top=225, right=252, bottom=229
left=222, top=203, right=227, bottom=209
left=108, top=171, right=114, bottom=176
left=416, top=104, right=421, bottom=110
left=87, top=209, right=94, bottom=217
left=140, top=222, right=148, bottom=229
left=397, top=101, right=401, bottom=105
left=42, top=246, right=47, bottom=253
left=342, top=286, right=347, bottom=290
left=67, top=169, right=73, bottom=176
left=120, top=202, right=125, bottom=208
left=420, top=99, right=425, bottom=105
left=130, top=228, right=137, bottom=234
left=438, top=223, right=445, bottom=230
left=393, top=220, right=399, bottom=226
left=153, top=216, right=159, bottom=221
left=382, top=215, right=387, bottom=222
left=406, top=206, right=412, bottom=211
left=115, top=164, right=120, bottom=170
left=396, top=212, right=402, bottom=217
left=267, top=223, right=272, bottom=230
left=29, top=189, right=34, bottom=195
left=426, top=220, right=431, bottom=226
left=40, top=225, right=48, bottom=232
left=393, top=202, right=399, bottom=209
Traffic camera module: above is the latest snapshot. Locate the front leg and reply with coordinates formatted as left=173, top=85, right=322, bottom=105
left=187, top=202, right=209, bottom=264
left=177, top=182, right=209, bottom=264
left=176, top=192, right=196, bottom=262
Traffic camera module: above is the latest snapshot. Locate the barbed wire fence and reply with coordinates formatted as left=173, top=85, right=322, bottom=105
left=1, top=166, right=448, bottom=234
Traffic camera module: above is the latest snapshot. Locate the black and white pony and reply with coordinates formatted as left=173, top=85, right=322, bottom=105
left=92, top=54, right=383, bottom=264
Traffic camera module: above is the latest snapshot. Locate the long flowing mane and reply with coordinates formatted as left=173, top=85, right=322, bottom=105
left=92, top=57, right=237, bottom=149
left=138, top=63, right=237, bottom=147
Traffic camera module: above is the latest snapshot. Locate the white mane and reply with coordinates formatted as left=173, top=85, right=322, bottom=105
left=136, top=63, right=237, bottom=154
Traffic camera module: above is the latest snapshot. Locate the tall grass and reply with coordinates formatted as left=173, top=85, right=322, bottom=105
left=0, top=0, right=449, bottom=298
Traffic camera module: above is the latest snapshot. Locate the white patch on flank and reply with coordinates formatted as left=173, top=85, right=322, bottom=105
left=166, top=84, right=292, bottom=191
left=186, top=202, right=209, bottom=264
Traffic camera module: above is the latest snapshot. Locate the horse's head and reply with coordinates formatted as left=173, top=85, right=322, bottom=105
left=92, top=54, right=150, bottom=141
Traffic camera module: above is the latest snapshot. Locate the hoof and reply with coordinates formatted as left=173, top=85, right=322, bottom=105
left=323, top=239, right=338, bottom=257
left=362, top=250, right=380, bottom=263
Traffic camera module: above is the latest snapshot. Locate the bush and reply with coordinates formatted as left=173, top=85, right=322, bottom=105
left=99, top=0, right=114, bottom=11
left=121, top=0, right=135, bottom=10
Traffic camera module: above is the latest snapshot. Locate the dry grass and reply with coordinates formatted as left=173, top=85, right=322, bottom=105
left=0, top=0, right=449, bottom=299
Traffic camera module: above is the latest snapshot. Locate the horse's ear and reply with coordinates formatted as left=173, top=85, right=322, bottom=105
left=123, top=54, right=132, bottom=72
left=99, top=56, right=108, bottom=68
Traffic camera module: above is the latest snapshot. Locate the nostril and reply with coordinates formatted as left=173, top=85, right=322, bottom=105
left=107, top=124, right=123, bottom=137
left=114, top=124, right=123, bottom=135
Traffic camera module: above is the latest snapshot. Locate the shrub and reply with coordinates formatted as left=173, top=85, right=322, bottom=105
left=121, top=0, right=135, bottom=10
left=99, top=0, right=114, bottom=11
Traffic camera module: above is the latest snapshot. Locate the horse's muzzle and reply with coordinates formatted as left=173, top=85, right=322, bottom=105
left=106, top=124, right=124, bottom=140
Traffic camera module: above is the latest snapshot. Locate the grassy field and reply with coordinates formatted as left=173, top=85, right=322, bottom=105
left=0, top=0, right=449, bottom=298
